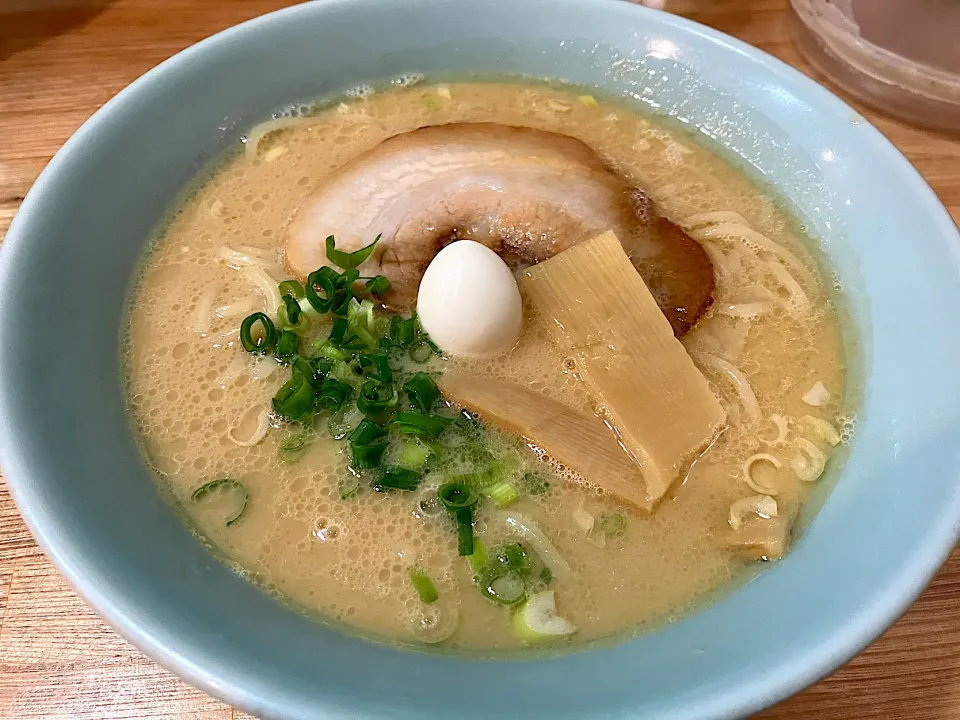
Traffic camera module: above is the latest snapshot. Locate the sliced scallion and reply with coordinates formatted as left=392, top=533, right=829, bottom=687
left=281, top=293, right=302, bottom=326
left=437, top=481, right=478, bottom=511
left=397, top=440, right=432, bottom=470
left=402, top=372, right=440, bottom=414
left=274, top=329, right=300, bottom=361
left=407, top=567, right=439, bottom=604
left=314, top=341, right=347, bottom=363
left=348, top=419, right=389, bottom=468
left=351, top=440, right=388, bottom=469
left=329, top=316, right=348, bottom=345
left=390, top=315, right=417, bottom=347
left=349, top=418, right=388, bottom=445
left=497, top=543, right=531, bottom=575
left=326, top=234, right=381, bottom=270
left=293, top=356, right=331, bottom=390
left=316, top=378, right=352, bottom=413
left=305, top=268, right=337, bottom=314
left=278, top=279, right=305, bottom=300
left=359, top=353, right=393, bottom=384
left=239, top=312, right=276, bottom=354
left=389, top=411, right=451, bottom=439
left=272, top=370, right=315, bottom=420
left=456, top=506, right=474, bottom=556
left=191, top=478, right=248, bottom=527
left=373, top=465, right=421, bottom=492
left=357, top=381, right=398, bottom=417
left=483, top=480, right=520, bottom=508
left=364, top=275, right=391, bottom=296
left=336, top=267, right=361, bottom=289
left=408, top=340, right=434, bottom=364
left=331, top=361, right=363, bottom=389
left=468, top=536, right=489, bottom=576
left=479, top=567, right=525, bottom=605
left=278, top=299, right=311, bottom=334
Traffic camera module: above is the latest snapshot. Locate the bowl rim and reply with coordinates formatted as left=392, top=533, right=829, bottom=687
left=2, top=0, right=960, bottom=718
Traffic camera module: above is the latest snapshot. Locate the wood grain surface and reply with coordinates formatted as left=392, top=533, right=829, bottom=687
left=1, top=0, right=959, bottom=718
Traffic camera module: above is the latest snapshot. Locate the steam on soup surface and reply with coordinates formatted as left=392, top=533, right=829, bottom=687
left=125, top=82, right=854, bottom=650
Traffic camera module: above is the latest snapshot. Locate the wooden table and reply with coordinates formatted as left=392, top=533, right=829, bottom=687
left=1, top=0, right=959, bottom=717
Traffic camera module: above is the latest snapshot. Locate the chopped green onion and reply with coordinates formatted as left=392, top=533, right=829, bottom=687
left=407, top=567, right=439, bottom=604
left=316, top=378, right=352, bottom=413
left=478, top=566, right=525, bottom=605
left=329, top=317, right=348, bottom=345
left=364, top=275, right=391, bottom=296
left=347, top=297, right=375, bottom=326
left=336, top=267, right=361, bottom=291
left=278, top=299, right=311, bottom=334
left=359, top=353, right=392, bottom=384
left=373, top=465, right=421, bottom=492
left=345, top=298, right=383, bottom=351
left=488, top=452, right=522, bottom=481
left=468, top=536, right=489, bottom=576
left=314, top=341, right=347, bottom=363
left=293, top=356, right=331, bottom=390
left=599, top=513, right=627, bottom=538
left=278, top=280, right=306, bottom=300
left=351, top=440, right=388, bottom=469
left=326, top=233, right=381, bottom=270
left=279, top=279, right=305, bottom=299
left=402, top=372, right=440, bottom=414
left=437, top=481, right=479, bottom=511
left=279, top=428, right=310, bottom=463
left=239, top=312, right=277, bottom=354
left=497, top=543, right=531, bottom=575
left=191, top=478, right=248, bottom=526
left=349, top=418, right=388, bottom=445
left=408, top=340, right=434, bottom=364
left=305, top=268, right=337, bottom=313
left=274, top=329, right=300, bottom=361
left=331, top=360, right=363, bottom=389
left=483, top=480, right=519, bottom=508
left=357, top=381, right=398, bottom=417
left=397, top=440, right=432, bottom=470
left=343, top=329, right=376, bottom=351
left=281, top=293, right=302, bottom=326
left=272, top=370, right=315, bottom=420
left=511, top=590, right=576, bottom=641
left=389, top=411, right=452, bottom=439
left=390, top=315, right=417, bottom=347
left=347, top=418, right=388, bottom=467
left=456, top=506, right=474, bottom=556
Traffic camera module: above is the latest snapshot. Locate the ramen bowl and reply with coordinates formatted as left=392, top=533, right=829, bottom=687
left=2, top=1, right=959, bottom=718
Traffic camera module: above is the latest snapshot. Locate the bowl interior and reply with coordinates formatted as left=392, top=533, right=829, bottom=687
left=2, top=1, right=960, bottom=719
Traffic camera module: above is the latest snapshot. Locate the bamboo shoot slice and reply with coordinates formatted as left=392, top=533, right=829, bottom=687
left=521, top=230, right=725, bottom=508
left=437, top=375, right=652, bottom=511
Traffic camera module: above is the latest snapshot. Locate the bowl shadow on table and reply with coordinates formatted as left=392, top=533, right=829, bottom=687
left=0, top=0, right=112, bottom=62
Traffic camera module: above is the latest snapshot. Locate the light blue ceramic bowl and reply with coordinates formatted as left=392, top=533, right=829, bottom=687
left=2, top=1, right=960, bottom=718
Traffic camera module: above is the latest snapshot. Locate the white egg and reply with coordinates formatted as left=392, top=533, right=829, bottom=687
left=417, top=240, right=523, bottom=357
